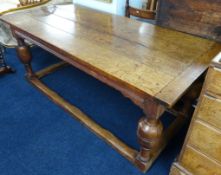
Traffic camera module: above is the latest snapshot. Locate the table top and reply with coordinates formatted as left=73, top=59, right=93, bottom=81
left=1, top=4, right=221, bottom=107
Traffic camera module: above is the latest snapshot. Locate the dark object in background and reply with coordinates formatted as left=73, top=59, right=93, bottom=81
left=0, top=45, right=14, bottom=75
left=125, top=0, right=158, bottom=20
left=157, top=0, right=221, bottom=42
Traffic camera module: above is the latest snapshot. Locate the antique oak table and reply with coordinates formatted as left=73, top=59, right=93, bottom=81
left=1, top=4, right=221, bottom=172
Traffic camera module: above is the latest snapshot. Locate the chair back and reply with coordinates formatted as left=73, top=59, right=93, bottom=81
left=126, top=0, right=158, bottom=20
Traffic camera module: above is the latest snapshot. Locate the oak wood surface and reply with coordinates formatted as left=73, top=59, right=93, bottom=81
left=180, top=146, right=221, bottom=175
left=170, top=55, right=221, bottom=175
left=1, top=4, right=220, bottom=107
left=212, top=52, right=221, bottom=69
left=206, top=67, right=221, bottom=97
left=30, top=62, right=188, bottom=172
left=13, top=34, right=192, bottom=171
left=157, top=0, right=221, bottom=42
left=197, top=94, right=221, bottom=131
left=170, top=163, right=191, bottom=175
left=2, top=4, right=218, bottom=172
left=188, top=120, right=221, bottom=163
left=29, top=77, right=138, bottom=163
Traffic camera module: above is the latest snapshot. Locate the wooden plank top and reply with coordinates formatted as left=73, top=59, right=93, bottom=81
left=1, top=4, right=221, bottom=107
left=157, top=0, right=221, bottom=42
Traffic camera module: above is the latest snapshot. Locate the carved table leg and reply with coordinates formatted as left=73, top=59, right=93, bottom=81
left=135, top=99, right=165, bottom=171
left=0, top=44, right=14, bottom=75
left=16, top=38, right=34, bottom=78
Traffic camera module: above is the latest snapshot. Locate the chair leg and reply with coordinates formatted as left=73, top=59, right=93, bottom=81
left=0, top=45, right=15, bottom=75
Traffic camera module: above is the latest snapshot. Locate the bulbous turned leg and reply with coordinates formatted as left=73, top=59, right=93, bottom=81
left=0, top=45, right=14, bottom=75
left=16, top=38, right=34, bottom=78
left=135, top=99, right=165, bottom=171
left=137, top=118, right=163, bottom=162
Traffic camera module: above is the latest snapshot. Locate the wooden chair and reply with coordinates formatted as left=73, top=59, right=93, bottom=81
left=125, top=0, right=158, bottom=20
left=18, top=0, right=49, bottom=7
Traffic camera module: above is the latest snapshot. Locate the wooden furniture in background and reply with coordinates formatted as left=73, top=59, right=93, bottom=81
left=0, top=0, right=72, bottom=75
left=170, top=54, right=221, bottom=175
left=0, top=45, right=14, bottom=75
left=0, top=0, right=50, bottom=16
left=0, top=0, right=50, bottom=75
left=1, top=4, right=221, bottom=172
left=157, top=0, right=221, bottom=42
left=18, top=0, right=49, bottom=7
left=126, top=0, right=158, bottom=20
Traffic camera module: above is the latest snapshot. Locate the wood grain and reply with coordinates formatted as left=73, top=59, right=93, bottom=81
left=157, top=0, right=221, bottom=42
left=30, top=76, right=138, bottom=163
left=170, top=56, right=221, bottom=174
left=197, top=94, right=221, bottom=131
left=3, top=4, right=221, bottom=172
left=36, top=61, right=68, bottom=78
left=180, top=146, right=221, bottom=175
left=188, top=120, right=221, bottom=163
left=170, top=163, right=191, bottom=175
left=212, top=52, right=221, bottom=69
left=1, top=4, right=220, bottom=107
left=206, top=67, right=221, bottom=97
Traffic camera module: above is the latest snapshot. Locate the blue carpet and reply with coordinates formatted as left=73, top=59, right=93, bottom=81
left=0, top=47, right=188, bottom=175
